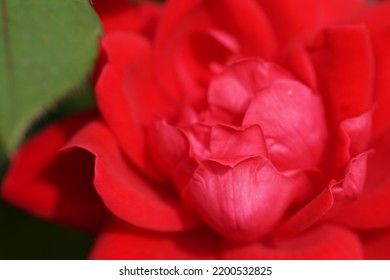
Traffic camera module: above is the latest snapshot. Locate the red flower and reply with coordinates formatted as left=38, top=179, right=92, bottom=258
left=2, top=0, right=390, bottom=259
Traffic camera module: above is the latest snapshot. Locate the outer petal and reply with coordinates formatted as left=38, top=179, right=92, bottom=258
left=92, top=0, right=161, bottom=38
left=65, top=120, right=201, bottom=232
left=154, top=0, right=276, bottom=107
left=222, top=224, right=363, bottom=259
left=362, top=230, right=390, bottom=260
left=89, top=218, right=220, bottom=260
left=183, top=157, right=300, bottom=242
left=1, top=112, right=109, bottom=233
left=352, top=3, right=390, bottom=139
left=96, top=33, right=173, bottom=179
left=308, top=25, right=374, bottom=130
left=258, top=0, right=363, bottom=45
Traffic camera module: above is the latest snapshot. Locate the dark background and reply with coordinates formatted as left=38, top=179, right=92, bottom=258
left=0, top=89, right=96, bottom=260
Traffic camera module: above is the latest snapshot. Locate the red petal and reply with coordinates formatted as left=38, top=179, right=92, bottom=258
left=2, top=112, right=109, bottom=233
left=258, top=0, right=363, bottom=45
left=334, top=111, right=372, bottom=170
left=148, top=119, right=197, bottom=190
left=308, top=25, right=374, bottom=129
left=353, top=3, right=390, bottom=139
left=91, top=0, right=161, bottom=38
left=65, top=120, right=202, bottom=232
left=154, top=0, right=276, bottom=107
left=96, top=33, right=173, bottom=179
left=209, top=125, right=268, bottom=164
left=208, top=58, right=295, bottom=124
left=242, top=65, right=327, bottom=171
left=222, top=224, right=363, bottom=259
left=89, top=218, right=220, bottom=260
left=274, top=152, right=369, bottom=238
left=183, top=157, right=300, bottom=242
left=362, top=230, right=390, bottom=260
left=332, top=130, right=390, bottom=229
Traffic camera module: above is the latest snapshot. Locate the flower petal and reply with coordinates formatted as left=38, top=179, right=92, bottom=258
left=97, top=33, right=173, bottom=179
left=65, top=120, right=201, bottom=232
left=92, top=0, right=161, bottom=38
left=273, top=152, right=369, bottom=239
left=242, top=66, right=327, bottom=171
left=334, top=111, right=372, bottom=170
left=332, top=130, right=390, bottom=229
left=89, top=218, right=220, bottom=260
left=362, top=230, right=390, bottom=260
left=258, top=0, right=363, bottom=44
left=148, top=119, right=197, bottom=190
left=209, top=124, right=268, bottom=165
left=2, top=112, right=108, bottom=233
left=308, top=25, right=374, bottom=129
left=222, top=224, right=363, bottom=259
left=351, top=3, right=390, bottom=138
left=154, top=0, right=276, bottom=107
left=183, top=157, right=300, bottom=242
left=208, top=58, right=296, bottom=124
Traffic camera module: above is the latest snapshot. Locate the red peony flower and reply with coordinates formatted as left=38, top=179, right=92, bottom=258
left=2, top=0, right=390, bottom=259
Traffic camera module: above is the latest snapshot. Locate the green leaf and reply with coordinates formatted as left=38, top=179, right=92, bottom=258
left=0, top=0, right=101, bottom=154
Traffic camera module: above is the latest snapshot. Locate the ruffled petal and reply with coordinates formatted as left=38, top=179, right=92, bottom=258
left=96, top=33, right=173, bottom=179
left=209, top=125, right=268, bottom=165
left=65, top=120, right=201, bottom=232
left=92, top=0, right=161, bottom=38
left=308, top=25, right=374, bottom=130
left=183, top=157, right=300, bottom=242
left=258, top=0, right=363, bottom=45
left=332, top=130, right=390, bottom=229
left=154, top=0, right=276, bottom=107
left=89, top=218, right=220, bottom=260
left=222, top=224, right=363, bottom=259
left=2, top=112, right=108, bottom=233
left=273, top=152, right=370, bottom=238
left=333, top=111, right=372, bottom=171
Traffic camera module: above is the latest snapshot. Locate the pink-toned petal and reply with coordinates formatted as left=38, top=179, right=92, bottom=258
left=223, top=224, right=363, bottom=259
left=92, top=0, right=161, bottom=38
left=210, top=125, right=268, bottom=164
left=96, top=33, right=173, bottom=179
left=65, top=120, right=202, bottom=232
left=362, top=230, right=390, bottom=260
left=258, top=0, right=363, bottom=45
left=208, top=58, right=295, bottom=124
left=183, top=157, right=300, bottom=242
left=2, top=112, right=109, bottom=233
left=308, top=25, right=374, bottom=129
left=242, top=72, right=327, bottom=171
left=154, top=0, right=276, bottom=107
left=89, top=218, right=221, bottom=260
